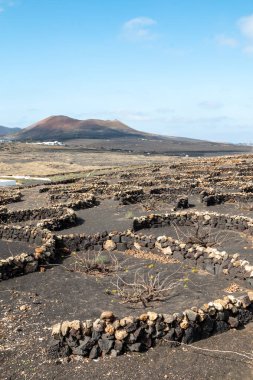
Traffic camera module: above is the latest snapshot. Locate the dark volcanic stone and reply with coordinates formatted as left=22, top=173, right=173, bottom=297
left=48, top=340, right=71, bottom=359
left=116, top=242, right=127, bottom=251
left=201, top=315, right=215, bottom=339
left=72, top=337, right=96, bottom=356
left=126, top=322, right=138, bottom=333
left=133, top=327, right=145, bottom=340
left=114, top=340, right=124, bottom=353
left=182, top=324, right=201, bottom=344
left=214, top=320, right=229, bottom=334
left=89, top=345, right=101, bottom=359
left=174, top=326, right=183, bottom=341
left=65, top=336, right=79, bottom=348
left=92, top=330, right=102, bottom=340
left=98, top=336, right=114, bottom=354
left=127, top=342, right=145, bottom=352
left=228, top=316, right=239, bottom=329
left=237, top=309, right=253, bottom=326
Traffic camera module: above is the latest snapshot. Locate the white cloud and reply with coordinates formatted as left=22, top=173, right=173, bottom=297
left=215, top=34, right=238, bottom=48
left=242, top=45, right=253, bottom=55
left=238, top=14, right=253, bottom=39
left=199, top=101, right=224, bottom=110
left=122, top=17, right=157, bottom=42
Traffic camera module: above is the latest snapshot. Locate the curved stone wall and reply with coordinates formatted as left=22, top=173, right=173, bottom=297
left=0, top=225, right=55, bottom=280
left=133, top=211, right=253, bottom=235
left=50, top=293, right=253, bottom=359
left=0, top=190, right=22, bottom=205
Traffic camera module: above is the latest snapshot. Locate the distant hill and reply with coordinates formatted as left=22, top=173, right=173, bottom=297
left=11, top=115, right=152, bottom=141
left=0, top=126, right=20, bottom=136
left=9, top=115, right=251, bottom=154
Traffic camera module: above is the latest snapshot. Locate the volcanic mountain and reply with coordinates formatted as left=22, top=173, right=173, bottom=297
left=0, top=126, right=20, bottom=136
left=10, top=115, right=250, bottom=154
left=12, top=116, right=152, bottom=141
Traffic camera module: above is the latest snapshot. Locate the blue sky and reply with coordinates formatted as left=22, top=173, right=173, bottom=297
left=1, top=0, right=253, bottom=142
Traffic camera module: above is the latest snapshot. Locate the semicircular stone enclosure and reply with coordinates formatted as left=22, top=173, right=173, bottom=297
left=2, top=154, right=253, bottom=368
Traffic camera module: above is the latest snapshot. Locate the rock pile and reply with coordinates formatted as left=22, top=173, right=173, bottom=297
left=49, top=293, right=253, bottom=359
left=114, top=188, right=144, bottom=205
left=0, top=189, right=22, bottom=205
left=0, top=226, right=55, bottom=280
left=133, top=211, right=253, bottom=235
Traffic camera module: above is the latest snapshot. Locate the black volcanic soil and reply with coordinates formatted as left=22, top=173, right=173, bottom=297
left=1, top=252, right=251, bottom=380
left=0, top=240, right=36, bottom=259
left=55, top=199, right=146, bottom=235
left=2, top=154, right=253, bottom=379
left=66, top=138, right=251, bottom=155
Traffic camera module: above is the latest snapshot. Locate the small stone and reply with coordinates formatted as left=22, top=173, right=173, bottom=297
left=51, top=323, right=61, bottom=339
left=147, top=311, right=158, bottom=321
left=180, top=317, right=189, bottom=330
left=233, top=261, right=241, bottom=268
left=163, top=314, right=174, bottom=324
left=19, top=305, right=30, bottom=312
left=198, top=309, right=206, bottom=322
left=185, top=309, right=197, bottom=322
left=114, top=339, right=124, bottom=353
left=103, top=240, right=116, bottom=251
left=34, top=247, right=44, bottom=258
left=162, top=246, right=172, bottom=255
left=120, top=316, right=134, bottom=327
left=115, top=329, right=128, bottom=341
left=157, top=236, right=167, bottom=243
left=89, top=345, right=101, bottom=359
left=127, top=342, right=144, bottom=352
left=247, top=291, right=253, bottom=302
left=228, top=316, right=239, bottom=329
left=84, top=319, right=93, bottom=329
left=93, top=319, right=105, bottom=332
left=173, top=312, right=183, bottom=323
left=100, top=311, right=114, bottom=321
left=208, top=306, right=216, bottom=316
left=139, top=313, right=148, bottom=322
left=61, top=321, right=70, bottom=336
left=110, top=349, right=120, bottom=357
left=69, top=320, right=80, bottom=331
left=74, top=336, right=95, bottom=356
left=98, top=336, right=114, bottom=354
left=105, top=324, right=115, bottom=335
left=227, top=295, right=237, bottom=304
left=112, top=319, right=120, bottom=329
left=24, top=261, right=38, bottom=273
left=232, top=253, right=240, bottom=260
left=213, top=300, right=224, bottom=311
left=134, top=242, right=141, bottom=250
left=237, top=295, right=251, bottom=308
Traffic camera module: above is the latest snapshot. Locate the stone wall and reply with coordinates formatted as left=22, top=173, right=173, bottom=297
left=0, top=226, right=55, bottom=280
left=50, top=194, right=98, bottom=211
left=2, top=209, right=253, bottom=284
left=0, top=190, right=22, bottom=205
left=49, top=293, right=253, bottom=359
left=201, top=190, right=253, bottom=206
left=0, top=206, right=77, bottom=231
left=133, top=211, right=253, bottom=235
left=0, top=206, right=67, bottom=223
left=114, top=188, right=144, bottom=205
left=57, top=227, right=253, bottom=285
left=36, top=208, right=76, bottom=231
